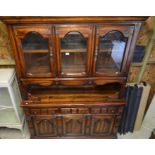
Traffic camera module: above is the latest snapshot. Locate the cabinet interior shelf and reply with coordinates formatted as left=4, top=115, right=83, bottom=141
left=0, top=107, right=13, bottom=110
left=61, top=49, right=86, bottom=53
left=0, top=105, right=13, bottom=108
left=23, top=49, right=120, bottom=54
left=99, top=49, right=112, bottom=53
left=27, top=66, right=51, bottom=76
left=61, top=49, right=119, bottom=53
left=23, top=49, right=49, bottom=53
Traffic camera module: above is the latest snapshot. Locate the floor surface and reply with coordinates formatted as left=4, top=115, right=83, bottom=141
left=0, top=123, right=30, bottom=139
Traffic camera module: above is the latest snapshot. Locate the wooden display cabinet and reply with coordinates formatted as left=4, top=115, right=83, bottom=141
left=1, top=16, right=148, bottom=138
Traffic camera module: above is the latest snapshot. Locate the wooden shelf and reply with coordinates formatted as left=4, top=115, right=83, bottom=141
left=59, top=48, right=120, bottom=53
left=23, top=49, right=49, bottom=53
left=61, top=49, right=86, bottom=53
left=99, top=49, right=112, bottom=53
left=26, top=66, right=51, bottom=76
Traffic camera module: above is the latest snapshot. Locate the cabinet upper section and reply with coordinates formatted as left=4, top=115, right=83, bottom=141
left=12, top=24, right=135, bottom=78
left=1, top=17, right=148, bottom=82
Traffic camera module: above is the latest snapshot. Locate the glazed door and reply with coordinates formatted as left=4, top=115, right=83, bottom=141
left=55, top=25, right=93, bottom=77
left=93, top=25, right=134, bottom=76
left=14, top=26, right=55, bottom=77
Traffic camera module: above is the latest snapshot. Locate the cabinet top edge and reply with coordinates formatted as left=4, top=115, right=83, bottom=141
left=0, top=16, right=149, bottom=24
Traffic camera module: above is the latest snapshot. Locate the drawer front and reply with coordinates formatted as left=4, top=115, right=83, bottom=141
left=25, top=106, right=124, bottom=115
left=30, top=108, right=59, bottom=115
left=61, top=108, right=89, bottom=114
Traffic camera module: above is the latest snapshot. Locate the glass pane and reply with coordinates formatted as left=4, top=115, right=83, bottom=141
left=0, top=87, right=12, bottom=107
left=0, top=108, right=19, bottom=124
left=21, top=32, right=51, bottom=76
left=12, top=78, right=23, bottom=121
left=61, top=32, right=87, bottom=75
left=96, top=31, right=127, bottom=74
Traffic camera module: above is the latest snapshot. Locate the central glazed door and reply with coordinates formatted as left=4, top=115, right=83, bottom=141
left=55, top=25, right=93, bottom=77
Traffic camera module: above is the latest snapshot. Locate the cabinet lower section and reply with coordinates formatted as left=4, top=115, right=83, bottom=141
left=24, top=105, right=124, bottom=138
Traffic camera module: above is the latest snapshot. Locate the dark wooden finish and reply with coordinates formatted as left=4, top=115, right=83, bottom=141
left=55, top=25, right=93, bottom=77
left=24, top=105, right=124, bottom=138
left=13, top=25, right=55, bottom=78
left=93, top=25, right=134, bottom=76
left=0, top=16, right=148, bottom=24
left=2, top=16, right=147, bottom=138
left=63, top=115, right=85, bottom=136
left=32, top=115, right=58, bottom=137
left=90, top=115, right=115, bottom=136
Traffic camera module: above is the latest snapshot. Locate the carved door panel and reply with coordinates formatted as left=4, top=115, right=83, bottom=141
left=32, top=115, right=58, bottom=137
left=62, top=115, right=86, bottom=136
left=90, top=115, right=115, bottom=136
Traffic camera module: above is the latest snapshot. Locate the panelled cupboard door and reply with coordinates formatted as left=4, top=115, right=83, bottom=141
left=13, top=26, right=55, bottom=78
left=62, top=115, right=85, bottom=136
left=55, top=25, right=93, bottom=77
left=90, top=115, right=115, bottom=136
left=32, top=115, right=58, bottom=137
left=93, top=25, right=134, bottom=76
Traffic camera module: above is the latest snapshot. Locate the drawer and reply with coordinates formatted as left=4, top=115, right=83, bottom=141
left=30, top=108, right=41, bottom=115
left=61, top=108, right=72, bottom=114
left=24, top=109, right=30, bottom=115
left=47, top=108, right=59, bottom=114
left=78, top=108, right=90, bottom=114
left=24, top=106, right=124, bottom=116
left=91, top=107, right=119, bottom=114
left=91, top=108, right=101, bottom=114
left=108, top=107, right=118, bottom=114
left=61, top=108, right=89, bottom=114
left=29, top=108, right=59, bottom=115
left=101, top=107, right=108, bottom=113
